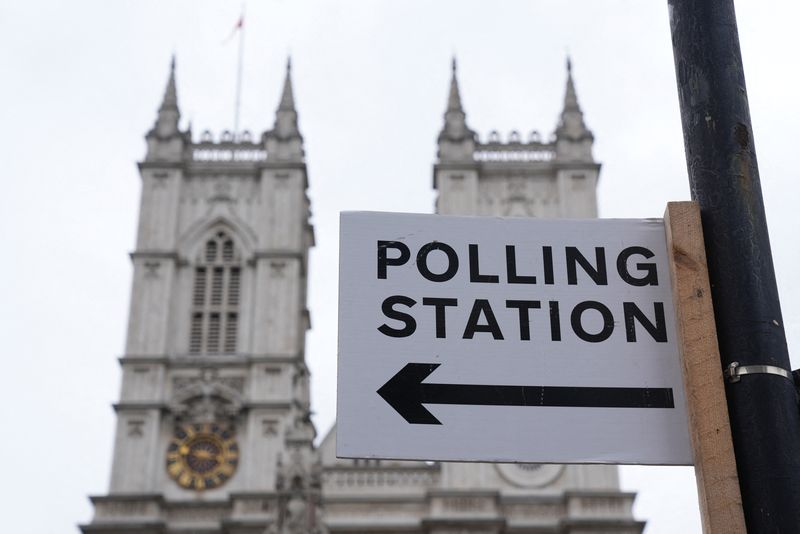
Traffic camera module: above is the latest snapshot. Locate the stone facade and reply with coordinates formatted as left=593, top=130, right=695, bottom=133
left=82, top=58, right=323, bottom=534
left=82, top=57, right=644, bottom=533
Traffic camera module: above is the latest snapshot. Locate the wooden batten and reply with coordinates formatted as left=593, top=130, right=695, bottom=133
left=664, top=201, right=746, bottom=533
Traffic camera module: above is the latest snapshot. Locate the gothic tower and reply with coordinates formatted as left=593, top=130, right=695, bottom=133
left=81, top=58, right=324, bottom=534
left=435, top=58, right=598, bottom=218
left=318, top=59, right=643, bottom=533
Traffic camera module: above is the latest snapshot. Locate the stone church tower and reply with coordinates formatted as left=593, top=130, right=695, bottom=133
left=317, top=60, right=644, bottom=533
left=435, top=58, right=597, bottom=218
left=82, top=58, right=325, bottom=534
left=83, top=57, right=643, bottom=534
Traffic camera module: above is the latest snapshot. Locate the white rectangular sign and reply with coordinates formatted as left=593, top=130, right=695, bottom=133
left=337, top=212, right=692, bottom=465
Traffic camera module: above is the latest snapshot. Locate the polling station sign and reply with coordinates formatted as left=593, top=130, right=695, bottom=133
left=337, top=212, right=692, bottom=465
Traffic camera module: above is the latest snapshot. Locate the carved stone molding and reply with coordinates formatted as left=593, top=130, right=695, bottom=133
left=170, top=368, right=245, bottom=423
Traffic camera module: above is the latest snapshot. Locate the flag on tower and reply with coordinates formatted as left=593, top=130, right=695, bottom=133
left=223, top=13, right=244, bottom=44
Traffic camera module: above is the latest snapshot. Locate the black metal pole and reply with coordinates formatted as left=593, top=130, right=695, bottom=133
left=668, top=1, right=800, bottom=530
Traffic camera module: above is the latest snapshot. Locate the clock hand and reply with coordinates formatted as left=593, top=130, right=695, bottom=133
left=192, top=449, right=215, bottom=460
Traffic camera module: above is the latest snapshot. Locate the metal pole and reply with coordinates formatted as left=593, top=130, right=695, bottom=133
left=233, top=5, right=245, bottom=140
left=667, top=1, right=800, bottom=530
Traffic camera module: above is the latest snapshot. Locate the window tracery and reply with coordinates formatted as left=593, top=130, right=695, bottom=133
left=189, top=231, right=241, bottom=354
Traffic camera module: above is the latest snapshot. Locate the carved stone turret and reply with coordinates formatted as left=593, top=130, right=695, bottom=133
left=264, top=58, right=304, bottom=162
left=437, top=58, right=477, bottom=163
left=554, top=57, right=594, bottom=162
left=145, top=56, right=189, bottom=163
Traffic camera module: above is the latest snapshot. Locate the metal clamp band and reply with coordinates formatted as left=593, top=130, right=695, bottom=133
left=724, top=361, right=793, bottom=384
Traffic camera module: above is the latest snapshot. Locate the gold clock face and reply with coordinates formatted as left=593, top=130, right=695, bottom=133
left=166, top=423, right=239, bottom=490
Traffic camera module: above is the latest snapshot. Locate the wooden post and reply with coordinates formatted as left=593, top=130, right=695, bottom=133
left=664, top=201, right=746, bottom=533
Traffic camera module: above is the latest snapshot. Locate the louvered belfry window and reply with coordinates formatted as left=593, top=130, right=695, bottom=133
left=189, top=231, right=241, bottom=354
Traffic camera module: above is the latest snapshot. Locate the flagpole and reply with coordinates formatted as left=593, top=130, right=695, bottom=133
left=233, top=5, right=245, bottom=141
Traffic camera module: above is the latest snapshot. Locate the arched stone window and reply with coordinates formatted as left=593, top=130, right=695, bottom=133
left=189, top=230, right=241, bottom=354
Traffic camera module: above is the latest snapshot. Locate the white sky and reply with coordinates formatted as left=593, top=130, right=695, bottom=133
left=2, top=1, right=798, bottom=533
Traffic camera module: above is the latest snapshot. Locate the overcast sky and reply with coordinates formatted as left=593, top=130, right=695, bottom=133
left=2, top=1, right=799, bottom=533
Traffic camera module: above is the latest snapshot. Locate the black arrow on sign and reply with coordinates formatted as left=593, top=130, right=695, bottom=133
left=377, top=363, right=675, bottom=425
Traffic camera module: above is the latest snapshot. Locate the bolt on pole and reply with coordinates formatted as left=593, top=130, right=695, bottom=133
left=667, top=0, right=800, bottom=530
